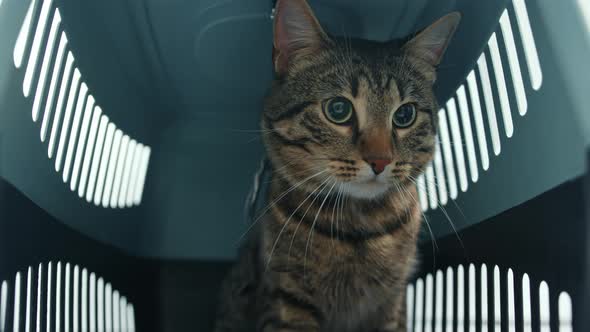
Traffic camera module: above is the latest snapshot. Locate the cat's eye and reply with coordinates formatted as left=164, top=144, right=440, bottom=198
left=323, top=97, right=354, bottom=124
left=392, top=103, right=417, bottom=128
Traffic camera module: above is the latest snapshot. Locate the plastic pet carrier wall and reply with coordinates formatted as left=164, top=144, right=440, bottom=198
left=0, top=0, right=589, bottom=331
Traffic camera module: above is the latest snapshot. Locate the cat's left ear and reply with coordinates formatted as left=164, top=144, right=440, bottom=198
left=403, top=12, right=461, bottom=68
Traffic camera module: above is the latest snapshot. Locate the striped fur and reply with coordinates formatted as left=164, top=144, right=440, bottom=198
left=215, top=1, right=460, bottom=331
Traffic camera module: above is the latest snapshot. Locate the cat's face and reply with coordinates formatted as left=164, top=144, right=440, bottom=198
left=263, top=0, right=460, bottom=200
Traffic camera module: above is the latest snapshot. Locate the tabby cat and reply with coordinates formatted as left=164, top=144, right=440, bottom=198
left=215, top=0, right=460, bottom=331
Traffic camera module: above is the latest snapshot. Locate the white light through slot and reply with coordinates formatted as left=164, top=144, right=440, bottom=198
left=36, top=264, right=42, bottom=330
left=417, top=175, right=428, bottom=212
left=539, top=281, right=550, bottom=332
left=103, top=130, right=123, bottom=207
left=55, top=262, right=62, bottom=332
left=65, top=263, right=71, bottom=332
left=507, top=269, right=515, bottom=332
left=522, top=274, right=532, bottom=332
left=500, top=9, right=528, bottom=116
left=25, top=267, right=32, bottom=332
left=445, top=267, right=454, bottom=332
left=433, top=140, right=448, bottom=206
left=82, top=269, right=88, bottom=332
left=13, top=272, right=21, bottom=332
left=494, top=266, right=501, bottom=332
left=558, top=292, right=573, bottom=332
left=56, top=68, right=81, bottom=171
left=112, top=291, right=120, bottom=332
left=457, top=265, right=465, bottom=332
left=23, top=0, right=54, bottom=97
left=63, top=83, right=88, bottom=182
left=120, top=297, right=127, bottom=332
left=434, top=270, right=443, bottom=332
left=457, top=85, right=479, bottom=183
left=425, top=274, right=433, bottom=332
left=425, top=163, right=438, bottom=210
left=78, top=106, right=103, bottom=198
left=127, top=305, right=135, bottom=332
left=86, top=115, right=109, bottom=202
left=119, top=140, right=137, bottom=208
left=468, top=264, right=475, bottom=332
left=73, top=265, right=79, bottom=332
left=70, top=95, right=95, bottom=191
left=477, top=54, right=502, bottom=155
left=446, top=99, right=468, bottom=192
left=126, top=143, right=144, bottom=207
left=32, top=8, right=61, bottom=122
left=48, top=52, right=75, bottom=157
left=97, top=278, right=104, bottom=332
left=90, top=273, right=96, bottom=332
left=407, top=284, right=415, bottom=332
left=0, top=281, right=6, bottom=332
left=40, top=32, right=67, bottom=142
left=111, top=135, right=129, bottom=208
left=133, top=146, right=151, bottom=205
left=481, top=264, right=488, bottom=332
left=438, top=109, right=458, bottom=199
left=14, top=0, right=36, bottom=68
left=95, top=123, right=116, bottom=205
left=105, top=284, right=112, bottom=332
left=466, top=70, right=490, bottom=170
left=415, top=278, right=424, bottom=332
left=46, top=262, right=53, bottom=331
left=513, top=0, right=543, bottom=90
left=488, top=33, right=514, bottom=138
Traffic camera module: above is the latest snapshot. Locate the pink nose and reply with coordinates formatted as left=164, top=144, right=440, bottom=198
left=365, top=158, right=391, bottom=175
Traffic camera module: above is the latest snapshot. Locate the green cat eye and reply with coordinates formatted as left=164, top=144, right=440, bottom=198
left=393, top=103, right=417, bottom=128
left=323, top=97, right=354, bottom=124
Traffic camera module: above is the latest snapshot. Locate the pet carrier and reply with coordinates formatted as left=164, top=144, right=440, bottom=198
left=0, top=0, right=588, bottom=330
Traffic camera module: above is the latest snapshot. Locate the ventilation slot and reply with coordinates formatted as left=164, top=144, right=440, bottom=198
left=446, top=99, right=468, bottom=193
left=417, top=175, right=428, bottom=212
left=405, top=264, right=574, bottom=332
left=513, top=0, right=543, bottom=90
left=477, top=54, right=502, bottom=156
left=456, top=85, right=479, bottom=183
left=0, top=263, right=136, bottom=332
left=13, top=0, right=151, bottom=208
left=433, top=139, right=448, bottom=206
left=438, top=108, right=458, bottom=200
left=500, top=9, right=528, bottom=116
left=466, top=70, right=490, bottom=171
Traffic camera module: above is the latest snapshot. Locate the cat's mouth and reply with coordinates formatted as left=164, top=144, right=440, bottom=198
left=342, top=175, right=392, bottom=199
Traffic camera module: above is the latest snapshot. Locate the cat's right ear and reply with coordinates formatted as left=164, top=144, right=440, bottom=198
left=272, top=0, right=329, bottom=75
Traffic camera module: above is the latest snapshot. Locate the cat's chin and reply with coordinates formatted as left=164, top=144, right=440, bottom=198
left=341, top=180, right=392, bottom=200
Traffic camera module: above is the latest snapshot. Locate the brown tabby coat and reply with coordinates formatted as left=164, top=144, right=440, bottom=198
left=215, top=1, right=460, bottom=331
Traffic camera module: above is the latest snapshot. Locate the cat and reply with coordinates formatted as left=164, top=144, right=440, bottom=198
left=215, top=0, right=460, bottom=331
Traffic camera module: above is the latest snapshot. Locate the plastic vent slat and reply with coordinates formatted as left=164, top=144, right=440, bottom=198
left=133, top=146, right=151, bottom=205
left=457, top=85, right=479, bottom=183
left=112, top=291, right=120, bottom=332
left=415, top=278, right=424, bottom=332
left=513, top=0, right=543, bottom=90
left=434, top=271, right=443, bottom=332
left=32, top=9, right=60, bottom=122
left=126, top=144, right=144, bottom=207
left=55, top=263, right=62, bottom=332
left=417, top=175, right=428, bottom=212
left=0, top=281, right=7, bottom=332
left=40, top=32, right=67, bottom=143
left=105, top=284, right=112, bottom=332
left=445, top=267, right=453, bottom=332
left=466, top=70, right=490, bottom=171
left=468, top=265, right=476, bottom=332
left=481, top=264, right=489, bottom=332
left=55, top=68, right=81, bottom=171
left=507, top=269, right=516, bottom=332
left=120, top=297, right=127, bottom=332
left=118, top=140, right=137, bottom=208
left=46, top=262, right=53, bottom=332
left=493, top=266, right=501, bottom=332
left=73, top=265, right=79, bottom=332
left=81, top=268, right=88, bottom=332
left=23, top=0, right=54, bottom=97
left=477, top=54, right=502, bottom=156
left=97, top=278, right=104, bottom=332
left=407, top=284, right=415, bottom=332
left=63, top=83, right=88, bottom=183
left=522, top=274, right=532, bottom=332
left=35, top=264, right=42, bottom=332
left=48, top=52, right=75, bottom=158
left=65, top=264, right=71, bottom=332
left=70, top=95, right=95, bottom=191
left=424, top=274, right=433, bottom=332
left=457, top=265, right=465, bottom=332
left=446, top=99, right=468, bottom=192
left=488, top=33, right=514, bottom=138
left=127, top=305, right=136, bottom=332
